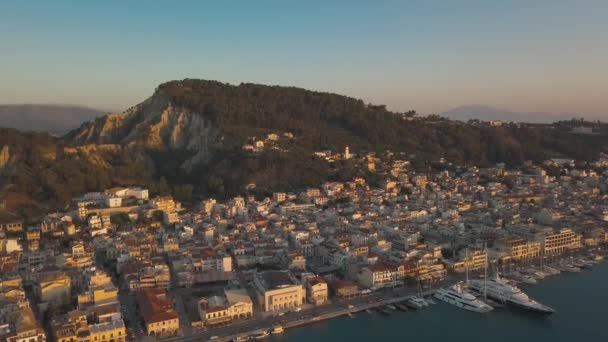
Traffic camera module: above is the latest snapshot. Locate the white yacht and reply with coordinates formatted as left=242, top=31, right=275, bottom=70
left=559, top=262, right=581, bottom=273
left=469, top=275, right=555, bottom=315
left=510, top=272, right=538, bottom=285
left=543, top=266, right=561, bottom=276
left=405, top=296, right=428, bottom=309
left=434, top=282, right=493, bottom=313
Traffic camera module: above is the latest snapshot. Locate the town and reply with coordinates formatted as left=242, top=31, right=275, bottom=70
left=1, top=146, right=608, bottom=342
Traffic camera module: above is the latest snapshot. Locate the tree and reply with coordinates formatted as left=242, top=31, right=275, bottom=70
left=173, top=184, right=194, bottom=202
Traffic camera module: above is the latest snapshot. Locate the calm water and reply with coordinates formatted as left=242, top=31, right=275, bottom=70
left=269, top=262, right=608, bottom=342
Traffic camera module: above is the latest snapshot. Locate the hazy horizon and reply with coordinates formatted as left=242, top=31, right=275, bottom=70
left=1, top=1, right=607, bottom=118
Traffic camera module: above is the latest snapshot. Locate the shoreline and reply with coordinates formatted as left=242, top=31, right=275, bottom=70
left=166, top=251, right=605, bottom=342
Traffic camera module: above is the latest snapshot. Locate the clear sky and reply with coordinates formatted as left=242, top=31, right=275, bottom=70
left=1, top=0, right=607, bottom=117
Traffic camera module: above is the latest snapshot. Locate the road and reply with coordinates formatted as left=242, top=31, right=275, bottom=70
left=163, top=283, right=440, bottom=342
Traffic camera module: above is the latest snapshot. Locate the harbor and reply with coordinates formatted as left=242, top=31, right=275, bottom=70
left=166, top=252, right=606, bottom=342
left=262, top=257, right=608, bottom=342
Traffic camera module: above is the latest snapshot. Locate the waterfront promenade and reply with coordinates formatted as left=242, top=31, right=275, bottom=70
left=166, top=252, right=603, bottom=342
left=164, top=285, right=435, bottom=342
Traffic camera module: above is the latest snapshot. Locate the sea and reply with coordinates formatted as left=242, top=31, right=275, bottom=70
left=268, top=262, right=608, bottom=342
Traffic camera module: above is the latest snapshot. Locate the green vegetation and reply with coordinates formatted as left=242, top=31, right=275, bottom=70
left=1, top=79, right=607, bottom=218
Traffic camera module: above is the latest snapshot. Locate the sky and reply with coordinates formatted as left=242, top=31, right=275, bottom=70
left=1, top=0, right=607, bottom=117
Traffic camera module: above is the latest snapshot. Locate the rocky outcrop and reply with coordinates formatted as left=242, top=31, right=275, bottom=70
left=68, top=93, right=225, bottom=171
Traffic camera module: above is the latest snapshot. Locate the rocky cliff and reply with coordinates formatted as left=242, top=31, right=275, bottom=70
left=68, top=92, right=226, bottom=171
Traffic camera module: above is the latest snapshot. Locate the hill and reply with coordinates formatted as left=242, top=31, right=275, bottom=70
left=2, top=79, right=608, bottom=217
left=0, top=104, right=107, bottom=135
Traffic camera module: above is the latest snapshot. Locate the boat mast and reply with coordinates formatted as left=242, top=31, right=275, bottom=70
left=483, top=242, right=488, bottom=299
left=465, top=247, right=469, bottom=284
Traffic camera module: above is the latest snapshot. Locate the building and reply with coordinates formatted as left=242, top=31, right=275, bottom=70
left=88, top=320, right=126, bottom=342
left=38, top=271, right=71, bottom=304
left=0, top=221, right=23, bottom=233
left=449, top=249, right=488, bottom=273
left=332, top=280, right=359, bottom=299
left=4, top=306, right=46, bottom=342
left=536, top=228, right=582, bottom=256
left=77, top=271, right=119, bottom=311
left=113, top=187, right=149, bottom=201
left=496, top=239, right=541, bottom=262
left=273, top=192, right=286, bottom=203
left=51, top=310, right=88, bottom=342
left=253, top=270, right=305, bottom=312
left=151, top=196, right=176, bottom=213
left=306, top=276, right=328, bottom=305
left=137, top=288, right=179, bottom=337
left=357, top=262, right=404, bottom=289
left=198, top=289, right=253, bottom=327
left=105, top=196, right=122, bottom=208
left=26, top=227, right=40, bottom=241
left=195, top=249, right=233, bottom=273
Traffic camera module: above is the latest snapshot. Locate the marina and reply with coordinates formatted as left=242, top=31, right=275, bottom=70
left=201, top=253, right=606, bottom=342
left=264, top=259, right=608, bottom=342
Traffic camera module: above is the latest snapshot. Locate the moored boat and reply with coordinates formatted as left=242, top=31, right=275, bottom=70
left=559, top=263, right=581, bottom=273
left=510, top=272, right=538, bottom=285
left=406, top=296, right=428, bottom=309
left=253, top=331, right=270, bottom=339
left=395, top=303, right=409, bottom=312
left=434, top=282, right=493, bottom=313
left=469, top=274, right=554, bottom=315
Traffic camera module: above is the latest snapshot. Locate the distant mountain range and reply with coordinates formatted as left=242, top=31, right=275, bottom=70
left=440, top=105, right=599, bottom=123
left=0, top=104, right=108, bottom=135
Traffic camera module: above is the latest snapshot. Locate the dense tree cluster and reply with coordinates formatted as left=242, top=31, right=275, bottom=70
left=157, top=79, right=607, bottom=164
left=0, top=128, right=152, bottom=215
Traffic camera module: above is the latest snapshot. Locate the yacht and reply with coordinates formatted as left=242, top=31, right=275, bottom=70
left=233, top=336, right=249, bottom=342
left=252, top=331, right=270, bottom=339
left=271, top=325, right=284, bottom=334
left=510, top=272, right=537, bottom=285
left=571, top=259, right=587, bottom=269
left=594, top=254, right=604, bottom=262
left=543, top=266, right=561, bottom=276
left=523, top=268, right=545, bottom=280
left=405, top=296, right=428, bottom=309
left=395, top=303, right=409, bottom=312
left=558, top=262, right=581, bottom=273
left=469, top=275, right=555, bottom=315
left=434, top=282, right=493, bottom=313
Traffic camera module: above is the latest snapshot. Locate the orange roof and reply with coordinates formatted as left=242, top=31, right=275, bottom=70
left=137, top=288, right=178, bottom=324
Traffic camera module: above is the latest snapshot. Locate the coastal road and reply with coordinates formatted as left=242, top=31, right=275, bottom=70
left=163, top=284, right=436, bottom=342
